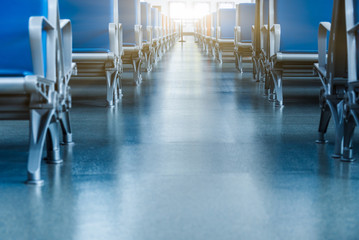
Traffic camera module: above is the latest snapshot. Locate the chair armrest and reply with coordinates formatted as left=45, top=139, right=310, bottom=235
left=348, top=23, right=359, bottom=34
left=147, top=26, right=153, bottom=44
left=270, top=24, right=281, bottom=57
left=318, top=22, right=331, bottom=73
left=251, top=25, right=255, bottom=48
left=110, top=23, right=123, bottom=57
left=60, top=19, right=73, bottom=78
left=347, top=23, right=359, bottom=81
left=260, top=25, right=268, bottom=51
left=235, top=26, right=242, bottom=45
left=135, top=25, right=142, bottom=48
left=29, top=16, right=55, bottom=81
left=118, top=24, right=123, bottom=56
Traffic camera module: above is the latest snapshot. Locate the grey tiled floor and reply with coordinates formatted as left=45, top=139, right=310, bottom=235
left=1, top=37, right=359, bottom=240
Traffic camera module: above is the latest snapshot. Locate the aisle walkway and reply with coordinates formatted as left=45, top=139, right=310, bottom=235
left=1, top=37, right=359, bottom=240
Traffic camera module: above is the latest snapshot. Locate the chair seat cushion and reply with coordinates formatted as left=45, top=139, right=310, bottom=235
left=73, top=48, right=110, bottom=53
left=0, top=70, right=33, bottom=77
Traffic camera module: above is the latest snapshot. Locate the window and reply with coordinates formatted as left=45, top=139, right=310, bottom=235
left=193, top=2, right=210, bottom=19
left=169, top=2, right=186, bottom=20
left=217, top=2, right=235, bottom=9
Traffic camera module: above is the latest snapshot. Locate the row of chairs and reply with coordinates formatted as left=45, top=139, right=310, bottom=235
left=195, top=0, right=359, bottom=162
left=0, top=0, right=179, bottom=184
left=194, top=3, right=255, bottom=72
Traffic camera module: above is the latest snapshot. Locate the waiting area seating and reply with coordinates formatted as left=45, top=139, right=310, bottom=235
left=341, top=0, right=359, bottom=161
left=151, top=7, right=160, bottom=64
left=215, top=8, right=236, bottom=64
left=60, top=0, right=123, bottom=106
left=1, top=0, right=177, bottom=184
left=210, top=12, right=217, bottom=57
left=314, top=0, right=347, bottom=160
left=119, top=0, right=143, bottom=85
left=141, top=2, right=153, bottom=72
left=3, top=0, right=359, bottom=184
left=266, top=0, right=333, bottom=106
left=234, top=3, right=255, bottom=73
left=0, top=0, right=75, bottom=184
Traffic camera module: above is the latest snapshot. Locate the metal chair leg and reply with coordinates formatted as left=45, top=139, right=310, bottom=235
left=59, top=110, right=74, bottom=145
left=105, top=69, right=117, bottom=107
left=26, top=108, right=55, bottom=185
left=45, top=119, right=63, bottom=164
left=341, top=115, right=356, bottom=162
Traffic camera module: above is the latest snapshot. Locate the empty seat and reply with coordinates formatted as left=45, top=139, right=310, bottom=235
left=268, top=0, right=333, bottom=106
left=0, top=0, right=75, bottom=184
left=151, top=7, right=160, bottom=63
left=313, top=0, right=348, bottom=160
left=141, top=2, right=153, bottom=72
left=209, top=12, right=217, bottom=56
left=118, top=0, right=143, bottom=85
left=252, top=0, right=262, bottom=80
left=234, top=3, right=255, bottom=72
left=203, top=14, right=212, bottom=55
left=153, top=6, right=164, bottom=59
left=60, top=0, right=122, bottom=106
left=340, top=0, right=359, bottom=161
left=215, top=8, right=236, bottom=64
left=256, top=0, right=270, bottom=84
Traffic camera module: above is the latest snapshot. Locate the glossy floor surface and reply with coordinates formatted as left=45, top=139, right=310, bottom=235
left=1, top=37, right=359, bottom=240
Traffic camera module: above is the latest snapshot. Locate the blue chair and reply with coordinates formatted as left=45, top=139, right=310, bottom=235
left=162, top=15, right=170, bottom=52
left=210, top=12, right=217, bottom=57
left=252, top=1, right=262, bottom=80
left=204, top=14, right=212, bottom=55
left=0, top=0, right=75, bottom=184
left=268, top=0, right=333, bottom=106
left=201, top=16, right=207, bottom=52
left=151, top=7, right=160, bottom=63
left=169, top=19, right=175, bottom=48
left=215, top=8, right=236, bottom=64
left=313, top=0, right=348, bottom=161
left=119, top=0, right=143, bottom=85
left=341, top=0, right=359, bottom=161
left=234, top=3, right=255, bottom=72
left=195, top=20, right=200, bottom=43
left=258, top=0, right=270, bottom=85
left=60, top=0, right=123, bottom=106
left=157, top=11, right=164, bottom=57
left=141, top=2, right=153, bottom=72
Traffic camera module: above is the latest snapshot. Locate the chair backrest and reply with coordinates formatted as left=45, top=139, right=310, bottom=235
left=253, top=0, right=261, bottom=55
left=260, top=0, right=269, bottom=55
left=167, top=17, right=170, bottom=35
left=151, top=7, right=158, bottom=39
left=158, top=10, right=162, bottom=36
left=271, top=0, right=333, bottom=52
left=0, top=0, right=48, bottom=75
left=118, top=0, right=141, bottom=44
left=325, top=0, right=347, bottom=79
left=141, top=2, right=151, bottom=41
left=162, top=14, right=165, bottom=35
left=218, top=8, right=236, bottom=39
left=206, top=14, right=212, bottom=37
left=165, top=16, right=169, bottom=35
left=236, top=3, right=255, bottom=42
left=153, top=6, right=162, bottom=34
left=211, top=12, right=217, bottom=38
left=60, top=0, right=114, bottom=50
